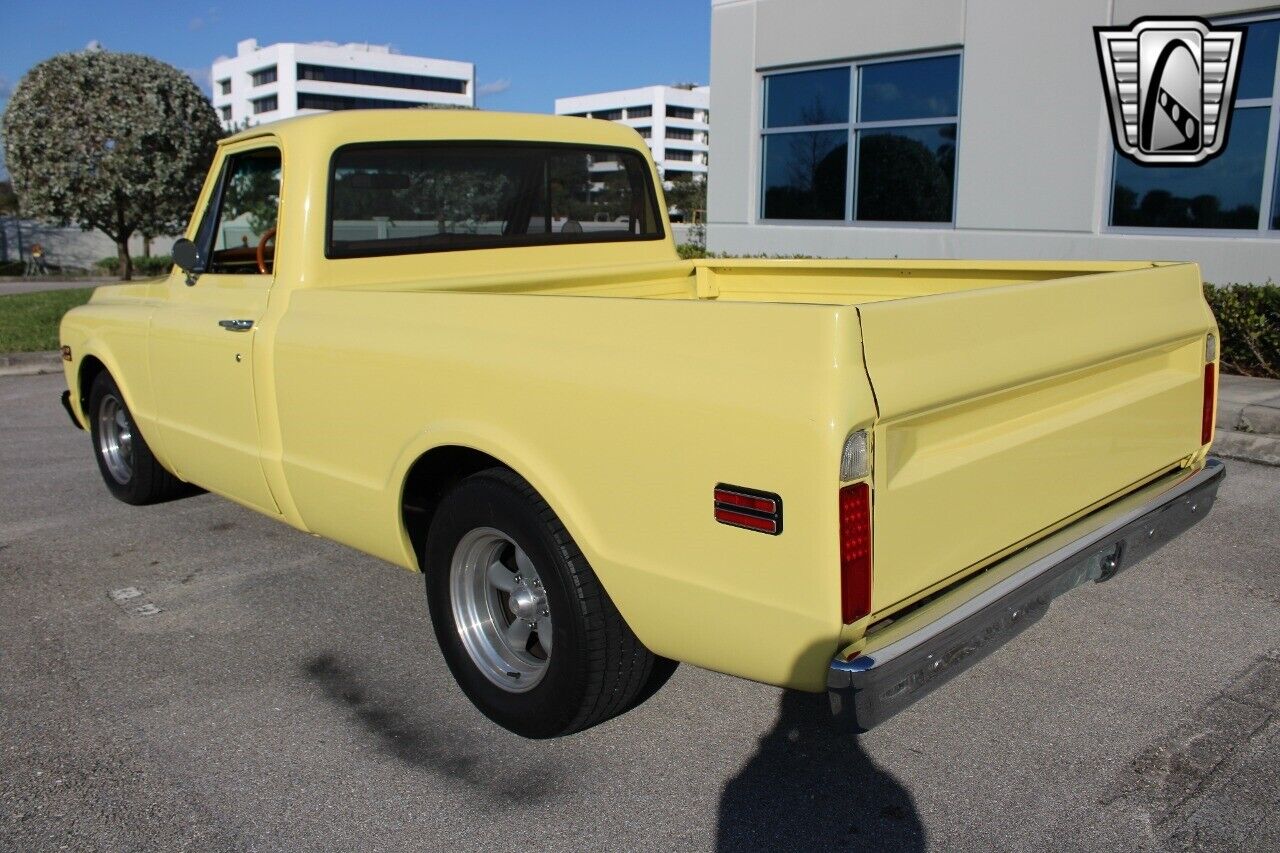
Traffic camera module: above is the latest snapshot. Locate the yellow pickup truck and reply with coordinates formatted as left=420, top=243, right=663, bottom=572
left=59, top=111, right=1224, bottom=738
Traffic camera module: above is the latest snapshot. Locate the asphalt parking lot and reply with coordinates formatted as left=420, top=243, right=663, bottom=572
left=2, top=371, right=1277, bottom=852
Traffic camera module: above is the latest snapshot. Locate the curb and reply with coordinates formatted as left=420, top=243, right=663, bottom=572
left=1214, top=428, right=1280, bottom=468
left=0, top=351, right=63, bottom=378
left=1238, top=404, right=1280, bottom=437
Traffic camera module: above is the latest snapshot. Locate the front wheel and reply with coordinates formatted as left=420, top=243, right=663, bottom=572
left=87, top=372, right=186, bottom=505
left=424, top=467, right=672, bottom=738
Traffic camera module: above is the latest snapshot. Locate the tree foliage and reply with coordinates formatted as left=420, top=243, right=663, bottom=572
left=0, top=180, right=17, bottom=215
left=2, top=49, right=222, bottom=279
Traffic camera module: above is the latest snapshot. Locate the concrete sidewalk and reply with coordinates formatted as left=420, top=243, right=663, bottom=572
left=0, top=277, right=114, bottom=295
left=1216, top=373, right=1280, bottom=467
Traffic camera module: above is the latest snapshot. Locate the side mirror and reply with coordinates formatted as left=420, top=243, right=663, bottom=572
left=172, top=238, right=203, bottom=286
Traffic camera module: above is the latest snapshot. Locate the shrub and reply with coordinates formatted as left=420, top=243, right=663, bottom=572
left=1204, top=282, right=1280, bottom=379
left=96, top=254, right=174, bottom=277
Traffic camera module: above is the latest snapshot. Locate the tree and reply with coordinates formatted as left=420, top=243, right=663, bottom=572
left=665, top=176, right=707, bottom=249
left=0, top=181, right=16, bottom=215
left=2, top=49, right=221, bottom=279
left=0, top=180, right=19, bottom=263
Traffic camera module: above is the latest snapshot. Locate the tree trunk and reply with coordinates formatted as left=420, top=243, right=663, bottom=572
left=117, top=237, right=133, bottom=281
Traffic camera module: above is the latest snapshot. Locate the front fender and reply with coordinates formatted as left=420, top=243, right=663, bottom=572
left=59, top=300, right=168, bottom=467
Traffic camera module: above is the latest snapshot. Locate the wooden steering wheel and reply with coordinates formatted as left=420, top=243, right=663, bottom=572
left=256, top=227, right=277, bottom=274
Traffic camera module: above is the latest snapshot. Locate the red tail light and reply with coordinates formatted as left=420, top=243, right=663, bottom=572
left=1202, top=363, right=1216, bottom=446
left=839, top=483, right=872, bottom=624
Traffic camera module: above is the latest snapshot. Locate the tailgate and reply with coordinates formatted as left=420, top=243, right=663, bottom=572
left=857, top=263, right=1213, bottom=613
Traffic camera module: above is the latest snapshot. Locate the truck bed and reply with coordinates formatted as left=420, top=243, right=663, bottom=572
left=384, top=257, right=1165, bottom=305
left=347, top=256, right=1214, bottom=623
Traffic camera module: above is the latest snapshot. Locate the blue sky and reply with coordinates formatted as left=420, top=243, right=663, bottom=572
left=0, top=0, right=711, bottom=177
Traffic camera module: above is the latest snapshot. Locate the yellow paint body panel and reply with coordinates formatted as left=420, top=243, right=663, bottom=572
left=58, top=111, right=1218, bottom=692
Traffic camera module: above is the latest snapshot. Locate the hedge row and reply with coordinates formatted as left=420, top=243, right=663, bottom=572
left=94, top=255, right=174, bottom=276
left=1204, top=283, right=1280, bottom=379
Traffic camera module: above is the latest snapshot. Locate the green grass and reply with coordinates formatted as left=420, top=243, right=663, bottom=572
left=0, top=287, right=96, bottom=353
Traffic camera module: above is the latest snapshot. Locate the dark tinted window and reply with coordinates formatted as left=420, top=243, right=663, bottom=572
left=1238, top=19, right=1280, bottom=100
left=328, top=143, right=663, bottom=258
left=667, top=127, right=694, bottom=140
left=856, top=124, right=957, bottom=221
left=1111, top=106, right=1269, bottom=229
left=761, top=130, right=847, bottom=219
left=297, top=63, right=467, bottom=95
left=298, top=92, right=421, bottom=111
left=666, top=106, right=695, bottom=120
left=858, top=55, right=960, bottom=122
left=252, top=95, right=277, bottom=114
left=627, top=106, right=652, bottom=118
left=251, top=66, right=277, bottom=87
left=765, top=67, right=850, bottom=128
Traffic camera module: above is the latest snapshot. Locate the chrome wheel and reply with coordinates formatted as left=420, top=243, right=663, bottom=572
left=97, top=393, right=134, bottom=485
left=450, top=527, right=553, bottom=693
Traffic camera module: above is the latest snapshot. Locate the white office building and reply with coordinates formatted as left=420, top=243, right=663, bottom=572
left=709, top=0, right=1280, bottom=284
left=555, top=85, right=710, bottom=185
left=211, top=39, right=474, bottom=129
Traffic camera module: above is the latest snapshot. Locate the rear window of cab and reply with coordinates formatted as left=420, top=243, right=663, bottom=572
left=326, top=142, right=665, bottom=258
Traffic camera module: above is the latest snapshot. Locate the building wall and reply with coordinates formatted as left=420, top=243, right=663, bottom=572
left=554, top=85, right=711, bottom=185
left=709, top=0, right=1280, bottom=283
left=0, top=218, right=175, bottom=271
left=211, top=39, right=474, bottom=129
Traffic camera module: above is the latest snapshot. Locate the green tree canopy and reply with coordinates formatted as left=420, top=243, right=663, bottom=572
left=2, top=49, right=222, bottom=279
left=0, top=180, right=16, bottom=216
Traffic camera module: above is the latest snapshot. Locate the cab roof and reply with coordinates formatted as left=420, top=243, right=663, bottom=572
left=219, top=109, right=652, bottom=152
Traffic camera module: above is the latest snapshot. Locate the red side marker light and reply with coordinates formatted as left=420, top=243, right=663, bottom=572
left=714, top=484, right=782, bottom=535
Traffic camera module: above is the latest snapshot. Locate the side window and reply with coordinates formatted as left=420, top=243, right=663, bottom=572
left=195, top=147, right=282, bottom=274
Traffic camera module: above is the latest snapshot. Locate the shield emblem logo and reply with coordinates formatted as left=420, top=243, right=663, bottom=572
left=1095, top=18, right=1245, bottom=165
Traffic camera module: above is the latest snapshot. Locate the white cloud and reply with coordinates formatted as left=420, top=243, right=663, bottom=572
left=189, top=7, right=218, bottom=31
left=185, top=67, right=213, bottom=93
left=477, top=78, right=512, bottom=97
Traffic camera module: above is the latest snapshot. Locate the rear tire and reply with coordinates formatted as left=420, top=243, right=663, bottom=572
left=424, top=467, right=670, bottom=738
left=87, top=372, right=186, bottom=505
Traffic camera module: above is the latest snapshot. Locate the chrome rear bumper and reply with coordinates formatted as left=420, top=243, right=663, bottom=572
left=828, top=457, right=1226, bottom=731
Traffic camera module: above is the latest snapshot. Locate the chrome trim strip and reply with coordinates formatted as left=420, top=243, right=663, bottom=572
left=828, top=457, right=1226, bottom=729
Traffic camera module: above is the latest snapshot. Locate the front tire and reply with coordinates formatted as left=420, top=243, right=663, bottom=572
left=87, top=372, right=185, bottom=505
left=424, top=467, right=670, bottom=738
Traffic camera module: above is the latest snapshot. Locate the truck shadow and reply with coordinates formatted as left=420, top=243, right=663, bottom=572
left=717, top=690, right=925, bottom=852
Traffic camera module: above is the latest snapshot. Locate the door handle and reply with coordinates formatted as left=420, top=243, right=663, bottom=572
left=218, top=319, right=254, bottom=332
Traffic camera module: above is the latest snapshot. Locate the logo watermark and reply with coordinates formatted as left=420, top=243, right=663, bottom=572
left=1095, top=17, right=1245, bottom=165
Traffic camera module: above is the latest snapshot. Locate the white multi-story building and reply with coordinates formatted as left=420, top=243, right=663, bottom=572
left=211, top=39, right=474, bottom=129
left=554, top=85, right=710, bottom=185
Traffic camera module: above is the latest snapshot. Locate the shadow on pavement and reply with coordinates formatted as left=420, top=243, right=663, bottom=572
left=717, top=690, right=925, bottom=852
